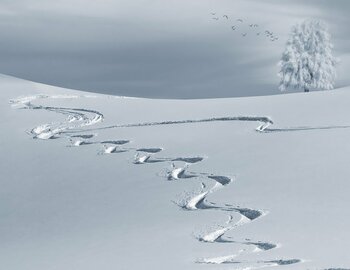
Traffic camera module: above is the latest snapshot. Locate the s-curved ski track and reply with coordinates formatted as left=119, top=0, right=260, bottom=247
left=11, top=94, right=347, bottom=270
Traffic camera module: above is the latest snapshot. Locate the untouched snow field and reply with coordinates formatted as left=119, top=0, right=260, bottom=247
left=1, top=74, right=350, bottom=270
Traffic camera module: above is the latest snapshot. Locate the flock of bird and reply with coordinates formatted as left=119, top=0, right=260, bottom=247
left=210, top=13, right=279, bottom=41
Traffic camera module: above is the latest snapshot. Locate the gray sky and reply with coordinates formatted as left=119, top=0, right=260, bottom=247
left=0, top=0, right=349, bottom=98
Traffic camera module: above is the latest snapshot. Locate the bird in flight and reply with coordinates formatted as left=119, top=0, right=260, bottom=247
left=237, top=19, right=243, bottom=22
left=210, top=12, right=216, bottom=15
left=231, top=26, right=236, bottom=30
left=212, top=17, right=219, bottom=20
left=242, top=33, right=247, bottom=37
left=223, top=15, right=229, bottom=19
left=249, top=24, right=254, bottom=27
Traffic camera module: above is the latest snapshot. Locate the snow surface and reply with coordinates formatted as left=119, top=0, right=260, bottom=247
left=1, top=74, right=350, bottom=270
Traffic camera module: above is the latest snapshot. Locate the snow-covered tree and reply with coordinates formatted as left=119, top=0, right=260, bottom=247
left=278, top=20, right=336, bottom=92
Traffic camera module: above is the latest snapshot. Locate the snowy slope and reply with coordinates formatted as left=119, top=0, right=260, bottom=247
left=1, top=74, right=350, bottom=270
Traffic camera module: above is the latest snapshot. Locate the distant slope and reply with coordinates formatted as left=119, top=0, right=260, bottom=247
left=1, top=74, right=350, bottom=270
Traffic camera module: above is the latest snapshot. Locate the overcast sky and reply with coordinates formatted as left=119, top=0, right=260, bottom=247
left=0, top=0, right=349, bottom=98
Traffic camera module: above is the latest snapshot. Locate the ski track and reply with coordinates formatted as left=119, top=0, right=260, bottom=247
left=167, top=164, right=198, bottom=180
left=136, top=147, right=163, bottom=153
left=12, top=94, right=348, bottom=269
left=20, top=101, right=104, bottom=140
left=69, top=115, right=273, bottom=133
left=197, top=257, right=302, bottom=267
left=323, top=269, right=350, bottom=270
left=197, top=215, right=278, bottom=251
left=133, top=154, right=205, bottom=165
left=71, top=134, right=96, bottom=139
